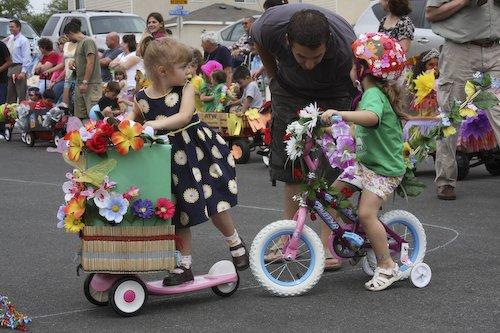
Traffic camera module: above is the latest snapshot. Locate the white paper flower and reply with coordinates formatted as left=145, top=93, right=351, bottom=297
left=286, top=121, right=306, bottom=137
left=299, top=103, right=320, bottom=132
left=143, top=126, right=155, bottom=138
left=183, top=188, right=199, bottom=204
left=78, top=126, right=95, bottom=142
left=174, top=150, right=187, bottom=165
left=93, top=188, right=110, bottom=208
left=285, top=136, right=303, bottom=160
left=164, top=92, right=179, bottom=107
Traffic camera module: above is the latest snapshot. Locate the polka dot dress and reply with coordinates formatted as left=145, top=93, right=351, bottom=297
left=135, top=86, right=237, bottom=228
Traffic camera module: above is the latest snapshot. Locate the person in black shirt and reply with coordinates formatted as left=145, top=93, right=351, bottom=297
left=201, top=32, right=232, bottom=86
left=0, top=40, right=13, bottom=105
left=97, top=81, right=124, bottom=118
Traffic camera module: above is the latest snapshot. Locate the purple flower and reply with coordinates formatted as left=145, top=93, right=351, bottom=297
left=56, top=205, right=66, bottom=228
left=132, top=199, right=154, bottom=219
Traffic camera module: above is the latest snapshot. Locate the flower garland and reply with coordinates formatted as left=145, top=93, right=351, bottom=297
left=0, top=104, right=18, bottom=123
left=0, top=295, right=31, bottom=331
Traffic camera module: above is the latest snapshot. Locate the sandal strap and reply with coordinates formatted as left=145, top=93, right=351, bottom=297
left=229, top=239, right=246, bottom=251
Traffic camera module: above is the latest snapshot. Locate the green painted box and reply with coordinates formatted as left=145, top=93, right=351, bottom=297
left=84, top=143, right=172, bottom=226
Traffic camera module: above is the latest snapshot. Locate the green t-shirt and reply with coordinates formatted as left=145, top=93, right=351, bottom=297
left=355, top=87, right=405, bottom=177
left=75, top=38, right=102, bottom=85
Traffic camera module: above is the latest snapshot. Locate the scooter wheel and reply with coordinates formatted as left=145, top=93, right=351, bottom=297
left=83, top=273, right=109, bottom=306
left=109, top=276, right=148, bottom=317
left=410, top=262, right=432, bottom=288
left=211, top=273, right=240, bottom=297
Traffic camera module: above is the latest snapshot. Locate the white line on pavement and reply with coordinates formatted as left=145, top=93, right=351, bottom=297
left=0, top=178, right=60, bottom=186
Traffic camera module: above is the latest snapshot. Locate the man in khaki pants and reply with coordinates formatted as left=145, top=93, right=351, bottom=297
left=426, top=0, right=500, bottom=200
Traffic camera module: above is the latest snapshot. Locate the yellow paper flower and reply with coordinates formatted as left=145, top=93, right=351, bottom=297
left=111, top=120, right=144, bottom=155
left=64, top=131, right=84, bottom=161
left=443, top=126, right=457, bottom=138
left=64, top=214, right=85, bottom=233
left=403, top=142, right=414, bottom=159
left=414, top=70, right=436, bottom=105
left=459, top=107, right=477, bottom=118
left=465, top=81, right=476, bottom=100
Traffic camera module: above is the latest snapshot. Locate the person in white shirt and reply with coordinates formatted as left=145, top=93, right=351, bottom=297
left=3, top=20, right=31, bottom=103
left=109, top=34, right=140, bottom=103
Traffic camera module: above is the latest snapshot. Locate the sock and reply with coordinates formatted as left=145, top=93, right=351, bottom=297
left=173, top=255, right=192, bottom=274
left=225, top=230, right=245, bottom=257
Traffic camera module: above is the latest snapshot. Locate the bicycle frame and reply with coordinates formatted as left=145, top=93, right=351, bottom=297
left=282, top=136, right=408, bottom=261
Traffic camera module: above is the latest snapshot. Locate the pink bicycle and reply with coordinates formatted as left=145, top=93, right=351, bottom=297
left=249, top=115, right=431, bottom=296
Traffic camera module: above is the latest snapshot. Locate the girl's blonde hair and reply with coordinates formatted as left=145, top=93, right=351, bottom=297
left=372, top=76, right=409, bottom=121
left=140, top=36, right=193, bottom=80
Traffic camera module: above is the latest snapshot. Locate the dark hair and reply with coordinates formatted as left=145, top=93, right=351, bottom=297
left=287, top=9, right=330, bottom=48
left=147, top=12, right=166, bottom=34
left=122, top=34, right=137, bottom=52
left=166, top=28, right=173, bottom=35
left=190, top=48, right=204, bottom=75
left=106, top=81, right=121, bottom=95
left=27, top=87, right=41, bottom=96
left=63, top=19, right=82, bottom=34
left=233, top=66, right=251, bottom=81
left=388, top=0, right=412, bottom=17
left=37, top=38, right=53, bottom=52
left=263, top=0, right=287, bottom=10
left=413, top=50, right=431, bottom=80
left=43, top=89, right=56, bottom=101
left=114, top=69, right=126, bottom=79
left=9, top=19, right=21, bottom=28
left=211, top=70, right=227, bottom=85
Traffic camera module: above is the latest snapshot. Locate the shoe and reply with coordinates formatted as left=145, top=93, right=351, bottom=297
left=365, top=263, right=402, bottom=291
left=437, top=185, right=456, bottom=200
left=230, top=239, right=249, bottom=271
left=162, top=266, right=194, bottom=286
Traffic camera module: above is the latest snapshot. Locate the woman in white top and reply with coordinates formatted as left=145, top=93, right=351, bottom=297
left=109, top=34, right=140, bottom=102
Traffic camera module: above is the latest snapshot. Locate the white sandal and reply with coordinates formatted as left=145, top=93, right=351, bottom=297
left=365, top=263, right=402, bottom=291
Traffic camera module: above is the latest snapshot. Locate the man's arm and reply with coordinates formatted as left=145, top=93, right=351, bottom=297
left=0, top=53, right=12, bottom=74
left=20, top=38, right=31, bottom=74
left=426, top=0, right=470, bottom=22
left=100, top=57, right=112, bottom=67
left=255, top=43, right=277, bottom=80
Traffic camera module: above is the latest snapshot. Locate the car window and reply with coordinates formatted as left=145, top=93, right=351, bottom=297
left=371, top=0, right=431, bottom=29
left=220, top=25, right=233, bottom=41
left=42, top=16, right=59, bottom=36
left=0, top=22, right=9, bottom=39
left=0, top=22, right=38, bottom=39
left=89, top=16, right=146, bottom=35
left=230, top=22, right=245, bottom=42
left=59, top=17, right=89, bottom=36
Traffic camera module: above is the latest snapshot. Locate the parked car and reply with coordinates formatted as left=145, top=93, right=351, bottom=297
left=215, top=15, right=260, bottom=49
left=41, top=11, right=146, bottom=51
left=0, top=17, right=40, bottom=54
left=354, top=0, right=444, bottom=58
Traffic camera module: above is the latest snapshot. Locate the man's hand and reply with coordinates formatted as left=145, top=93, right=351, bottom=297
left=68, top=60, right=76, bottom=70
left=102, top=107, right=113, bottom=118
left=251, top=67, right=264, bottom=80
left=79, top=82, right=88, bottom=94
left=17, top=72, right=26, bottom=80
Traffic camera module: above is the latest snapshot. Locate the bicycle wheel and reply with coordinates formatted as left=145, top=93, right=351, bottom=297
left=250, top=220, right=325, bottom=297
left=361, top=210, right=427, bottom=279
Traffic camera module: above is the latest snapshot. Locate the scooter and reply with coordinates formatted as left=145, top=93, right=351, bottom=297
left=84, top=260, right=240, bottom=317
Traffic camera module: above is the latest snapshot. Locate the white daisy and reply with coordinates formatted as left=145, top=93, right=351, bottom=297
left=285, top=136, right=303, bottom=161
left=196, top=147, right=205, bottom=161
left=228, top=179, right=238, bottom=195
left=180, top=212, right=189, bottom=226
left=164, top=92, right=179, bottom=107
left=183, top=188, right=199, bottom=204
left=172, top=173, right=179, bottom=186
left=174, top=150, right=187, bottom=166
left=216, top=134, right=227, bottom=145
left=181, top=130, right=191, bottom=144
left=203, top=127, right=213, bottom=139
left=137, top=99, right=150, bottom=114
left=299, top=103, right=320, bottom=132
left=197, top=129, right=206, bottom=141
left=227, top=154, right=236, bottom=167
left=192, top=167, right=202, bottom=182
left=209, top=163, right=223, bottom=178
left=203, top=184, right=212, bottom=199
left=211, top=146, right=223, bottom=159
left=217, top=201, right=231, bottom=213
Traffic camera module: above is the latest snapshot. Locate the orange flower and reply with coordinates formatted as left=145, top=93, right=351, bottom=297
left=65, top=195, right=86, bottom=219
left=111, top=120, right=144, bottom=155
left=64, top=131, right=83, bottom=161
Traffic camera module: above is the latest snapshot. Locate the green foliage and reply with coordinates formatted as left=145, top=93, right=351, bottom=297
left=5, top=0, right=69, bottom=34
left=0, top=0, right=31, bottom=19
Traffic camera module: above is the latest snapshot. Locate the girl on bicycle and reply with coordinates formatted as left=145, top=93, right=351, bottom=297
left=321, top=33, right=408, bottom=291
left=129, top=37, right=248, bottom=286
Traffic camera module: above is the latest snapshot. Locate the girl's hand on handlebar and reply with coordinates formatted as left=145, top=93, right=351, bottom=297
left=320, top=109, right=341, bottom=126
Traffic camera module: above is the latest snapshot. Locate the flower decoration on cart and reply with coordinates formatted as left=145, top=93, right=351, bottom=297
left=0, top=103, right=19, bottom=124
left=55, top=118, right=175, bottom=233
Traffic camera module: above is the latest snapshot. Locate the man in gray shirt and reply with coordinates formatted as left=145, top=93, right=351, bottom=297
left=426, top=0, right=500, bottom=200
left=100, top=32, right=122, bottom=82
left=251, top=3, right=356, bottom=269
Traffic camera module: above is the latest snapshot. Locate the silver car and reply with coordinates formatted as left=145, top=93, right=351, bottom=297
left=215, top=15, right=260, bottom=49
left=354, top=0, right=444, bottom=57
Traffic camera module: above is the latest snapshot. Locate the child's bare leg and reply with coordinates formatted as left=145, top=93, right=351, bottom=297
left=163, top=227, right=193, bottom=286
left=62, top=86, right=70, bottom=105
left=211, top=210, right=249, bottom=270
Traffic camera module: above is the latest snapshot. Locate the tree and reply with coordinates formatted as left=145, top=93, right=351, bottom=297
left=24, top=0, right=69, bottom=34
left=0, top=0, right=31, bottom=19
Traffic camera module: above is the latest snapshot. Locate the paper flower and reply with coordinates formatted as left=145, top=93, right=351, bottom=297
left=441, top=116, right=451, bottom=127
left=413, top=70, right=436, bottom=105
left=299, top=103, right=320, bottom=132
left=79, top=125, right=96, bottom=142
left=403, top=142, right=414, bottom=159
left=64, top=214, right=85, bottom=233
left=143, top=126, right=155, bottom=138
left=155, top=198, right=175, bottom=220
left=465, top=81, right=476, bottom=100
left=285, top=136, right=303, bottom=161
left=56, top=205, right=66, bottom=228
left=111, top=120, right=144, bottom=155
left=64, top=131, right=84, bottom=161
left=95, top=121, right=115, bottom=138
left=123, top=186, right=140, bottom=201
left=85, top=132, right=109, bottom=155
left=99, top=192, right=129, bottom=224
left=65, top=195, right=86, bottom=219
left=459, top=107, right=477, bottom=118
left=62, top=180, right=85, bottom=202
left=132, top=199, right=154, bottom=219
left=93, top=188, right=110, bottom=208
left=443, top=126, right=457, bottom=138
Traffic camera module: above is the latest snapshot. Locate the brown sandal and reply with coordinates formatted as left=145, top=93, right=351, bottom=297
left=230, top=239, right=249, bottom=271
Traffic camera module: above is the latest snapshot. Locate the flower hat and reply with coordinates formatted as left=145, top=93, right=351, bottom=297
left=201, top=60, right=223, bottom=77
left=352, top=32, right=406, bottom=81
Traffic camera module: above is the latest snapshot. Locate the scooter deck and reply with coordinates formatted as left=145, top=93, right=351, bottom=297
left=147, top=273, right=238, bottom=295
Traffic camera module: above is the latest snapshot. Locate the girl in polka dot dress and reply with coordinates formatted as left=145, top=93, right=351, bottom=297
left=129, top=36, right=248, bottom=286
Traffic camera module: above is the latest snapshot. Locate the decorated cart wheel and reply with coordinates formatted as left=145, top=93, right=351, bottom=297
left=24, top=132, right=35, bottom=147
left=456, top=151, right=470, bottom=181
left=109, top=276, right=148, bottom=317
left=3, top=127, right=12, bottom=141
left=211, top=273, right=240, bottom=297
left=485, top=153, right=500, bottom=176
left=231, top=139, right=251, bottom=164
left=83, top=274, right=110, bottom=306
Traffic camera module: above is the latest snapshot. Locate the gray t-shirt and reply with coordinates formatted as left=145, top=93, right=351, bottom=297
left=242, top=81, right=264, bottom=109
left=101, top=47, right=122, bottom=82
left=426, top=0, right=500, bottom=43
left=251, top=3, right=356, bottom=99
left=75, top=38, right=102, bottom=85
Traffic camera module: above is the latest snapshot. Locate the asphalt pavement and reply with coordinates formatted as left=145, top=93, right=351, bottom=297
left=0, top=137, right=499, bottom=332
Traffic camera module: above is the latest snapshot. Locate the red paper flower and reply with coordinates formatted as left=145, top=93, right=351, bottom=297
left=341, top=188, right=354, bottom=198
left=96, top=121, right=115, bottom=138
left=310, top=212, right=317, bottom=221
left=293, top=168, right=302, bottom=180
left=155, top=198, right=175, bottom=220
left=85, top=132, right=108, bottom=155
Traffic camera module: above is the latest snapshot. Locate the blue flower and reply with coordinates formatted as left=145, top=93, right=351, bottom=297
left=56, top=205, right=65, bottom=228
left=99, top=193, right=129, bottom=224
left=441, top=116, right=451, bottom=127
left=132, top=199, right=154, bottom=219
